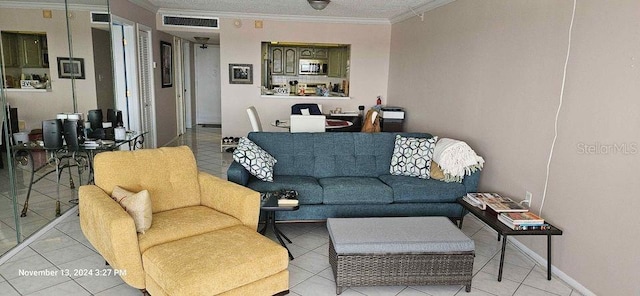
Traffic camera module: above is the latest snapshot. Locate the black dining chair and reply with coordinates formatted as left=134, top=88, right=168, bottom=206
left=291, top=103, right=322, bottom=115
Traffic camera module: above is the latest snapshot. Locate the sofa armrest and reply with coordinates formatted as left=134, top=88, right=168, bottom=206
left=462, top=170, right=481, bottom=193
left=198, top=172, right=260, bottom=230
left=79, top=185, right=145, bottom=289
left=226, top=161, right=250, bottom=186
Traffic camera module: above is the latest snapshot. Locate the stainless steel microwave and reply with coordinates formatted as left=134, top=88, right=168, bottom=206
left=299, top=59, right=328, bottom=75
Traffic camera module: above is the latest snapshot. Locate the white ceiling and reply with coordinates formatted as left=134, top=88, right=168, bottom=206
left=0, top=0, right=455, bottom=44
left=142, top=0, right=454, bottom=44
left=146, top=0, right=450, bottom=22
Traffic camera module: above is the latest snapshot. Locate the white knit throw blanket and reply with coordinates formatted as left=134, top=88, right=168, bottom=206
left=432, top=138, right=484, bottom=183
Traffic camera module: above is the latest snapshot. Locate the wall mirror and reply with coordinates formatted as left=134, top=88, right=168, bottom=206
left=0, top=0, right=111, bottom=256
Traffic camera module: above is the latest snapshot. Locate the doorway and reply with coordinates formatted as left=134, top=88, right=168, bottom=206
left=136, top=24, right=156, bottom=148
left=183, top=41, right=193, bottom=129
left=194, top=45, right=221, bottom=125
left=111, top=17, right=140, bottom=134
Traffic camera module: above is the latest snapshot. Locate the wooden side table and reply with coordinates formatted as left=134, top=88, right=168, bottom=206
left=259, top=193, right=299, bottom=260
left=457, top=197, right=563, bottom=281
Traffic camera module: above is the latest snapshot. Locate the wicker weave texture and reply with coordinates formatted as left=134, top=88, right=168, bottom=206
left=329, top=239, right=473, bottom=294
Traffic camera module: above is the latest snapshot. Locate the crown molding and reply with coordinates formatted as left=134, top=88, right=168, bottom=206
left=390, top=0, right=456, bottom=24
left=0, top=1, right=106, bottom=11
left=157, top=8, right=391, bottom=26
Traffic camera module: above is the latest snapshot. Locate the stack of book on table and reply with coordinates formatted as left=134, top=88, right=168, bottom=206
left=497, top=212, right=550, bottom=230
left=465, top=193, right=549, bottom=230
left=260, top=189, right=299, bottom=206
left=276, top=190, right=299, bottom=206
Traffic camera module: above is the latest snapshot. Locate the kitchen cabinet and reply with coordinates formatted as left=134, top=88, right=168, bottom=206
left=284, top=47, right=297, bottom=75
left=271, top=47, right=283, bottom=74
left=1, top=33, right=19, bottom=67
left=299, top=47, right=328, bottom=59
left=328, top=47, right=349, bottom=78
left=271, top=47, right=297, bottom=76
left=314, top=48, right=328, bottom=59
left=18, top=34, right=44, bottom=68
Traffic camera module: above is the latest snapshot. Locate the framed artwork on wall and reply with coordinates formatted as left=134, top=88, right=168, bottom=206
left=161, top=41, right=172, bottom=88
left=229, top=63, right=253, bottom=84
left=57, top=57, right=85, bottom=79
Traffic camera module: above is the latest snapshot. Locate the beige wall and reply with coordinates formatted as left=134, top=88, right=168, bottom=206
left=388, top=0, right=640, bottom=294
left=218, top=19, right=392, bottom=137
left=1, top=8, right=97, bottom=131
left=110, top=1, right=178, bottom=147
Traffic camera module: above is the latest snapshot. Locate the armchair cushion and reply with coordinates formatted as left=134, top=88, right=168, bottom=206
left=93, top=146, right=201, bottom=213
left=137, top=206, right=243, bottom=253
left=142, top=225, right=288, bottom=295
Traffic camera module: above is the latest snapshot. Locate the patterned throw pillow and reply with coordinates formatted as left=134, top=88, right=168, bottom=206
left=389, top=135, right=438, bottom=179
left=233, top=137, right=277, bottom=182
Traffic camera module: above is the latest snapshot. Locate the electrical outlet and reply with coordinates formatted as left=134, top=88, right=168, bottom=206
left=524, top=191, right=533, bottom=207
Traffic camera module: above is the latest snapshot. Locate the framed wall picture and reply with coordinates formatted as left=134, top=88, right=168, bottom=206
left=229, top=63, right=253, bottom=84
left=57, top=57, right=85, bottom=79
left=160, top=41, right=173, bottom=88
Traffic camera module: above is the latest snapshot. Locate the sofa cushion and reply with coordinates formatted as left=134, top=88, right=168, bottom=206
left=233, top=137, right=277, bottom=182
left=319, top=177, right=393, bottom=205
left=247, top=132, right=433, bottom=179
left=390, top=135, right=437, bottom=179
left=247, top=175, right=323, bottom=205
left=138, top=206, right=242, bottom=253
left=142, top=225, right=288, bottom=296
left=379, top=174, right=467, bottom=203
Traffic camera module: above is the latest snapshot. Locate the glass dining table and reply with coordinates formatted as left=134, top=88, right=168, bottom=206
left=12, top=132, right=146, bottom=217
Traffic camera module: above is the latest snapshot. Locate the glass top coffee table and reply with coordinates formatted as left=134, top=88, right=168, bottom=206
left=259, top=192, right=299, bottom=260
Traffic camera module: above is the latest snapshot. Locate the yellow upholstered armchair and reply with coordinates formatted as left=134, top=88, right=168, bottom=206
left=79, top=146, right=289, bottom=295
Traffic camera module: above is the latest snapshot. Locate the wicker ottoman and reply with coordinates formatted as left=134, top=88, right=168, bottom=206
left=327, top=217, right=474, bottom=294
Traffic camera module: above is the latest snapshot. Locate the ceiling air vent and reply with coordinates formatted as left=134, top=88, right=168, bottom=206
left=162, top=15, right=219, bottom=29
left=90, top=12, right=110, bottom=24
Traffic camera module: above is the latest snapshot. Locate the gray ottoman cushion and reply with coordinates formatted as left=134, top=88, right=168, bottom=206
left=327, top=217, right=474, bottom=254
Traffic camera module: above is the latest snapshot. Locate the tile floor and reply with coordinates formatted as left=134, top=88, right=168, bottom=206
left=0, top=127, right=583, bottom=296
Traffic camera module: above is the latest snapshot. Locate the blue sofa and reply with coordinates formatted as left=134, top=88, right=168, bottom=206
left=227, top=132, right=480, bottom=221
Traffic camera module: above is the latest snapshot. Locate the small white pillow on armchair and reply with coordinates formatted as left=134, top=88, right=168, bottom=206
left=111, top=186, right=153, bottom=234
left=389, top=135, right=438, bottom=179
left=233, top=137, right=278, bottom=182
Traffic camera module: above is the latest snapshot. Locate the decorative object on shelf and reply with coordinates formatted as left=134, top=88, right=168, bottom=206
left=57, top=57, right=85, bottom=79
left=160, top=41, right=173, bottom=87
left=308, top=0, right=330, bottom=10
left=229, top=63, right=253, bottom=84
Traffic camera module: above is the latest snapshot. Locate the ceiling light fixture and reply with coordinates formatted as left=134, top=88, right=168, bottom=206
left=194, top=36, right=210, bottom=49
left=308, top=0, right=330, bottom=10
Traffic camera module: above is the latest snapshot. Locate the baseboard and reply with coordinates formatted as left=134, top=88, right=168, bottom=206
left=508, top=236, right=596, bottom=296
left=0, top=206, right=78, bottom=265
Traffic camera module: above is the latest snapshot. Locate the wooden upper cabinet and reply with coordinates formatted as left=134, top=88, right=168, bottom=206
left=299, top=48, right=313, bottom=58
left=1, top=33, right=19, bottom=67
left=299, top=47, right=328, bottom=59
left=284, top=48, right=297, bottom=75
left=19, top=34, right=43, bottom=68
left=271, top=47, right=283, bottom=74
left=314, top=48, right=328, bottom=59
left=328, top=47, right=349, bottom=78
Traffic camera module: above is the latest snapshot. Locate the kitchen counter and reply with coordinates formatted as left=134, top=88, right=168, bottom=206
left=261, top=93, right=350, bottom=100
